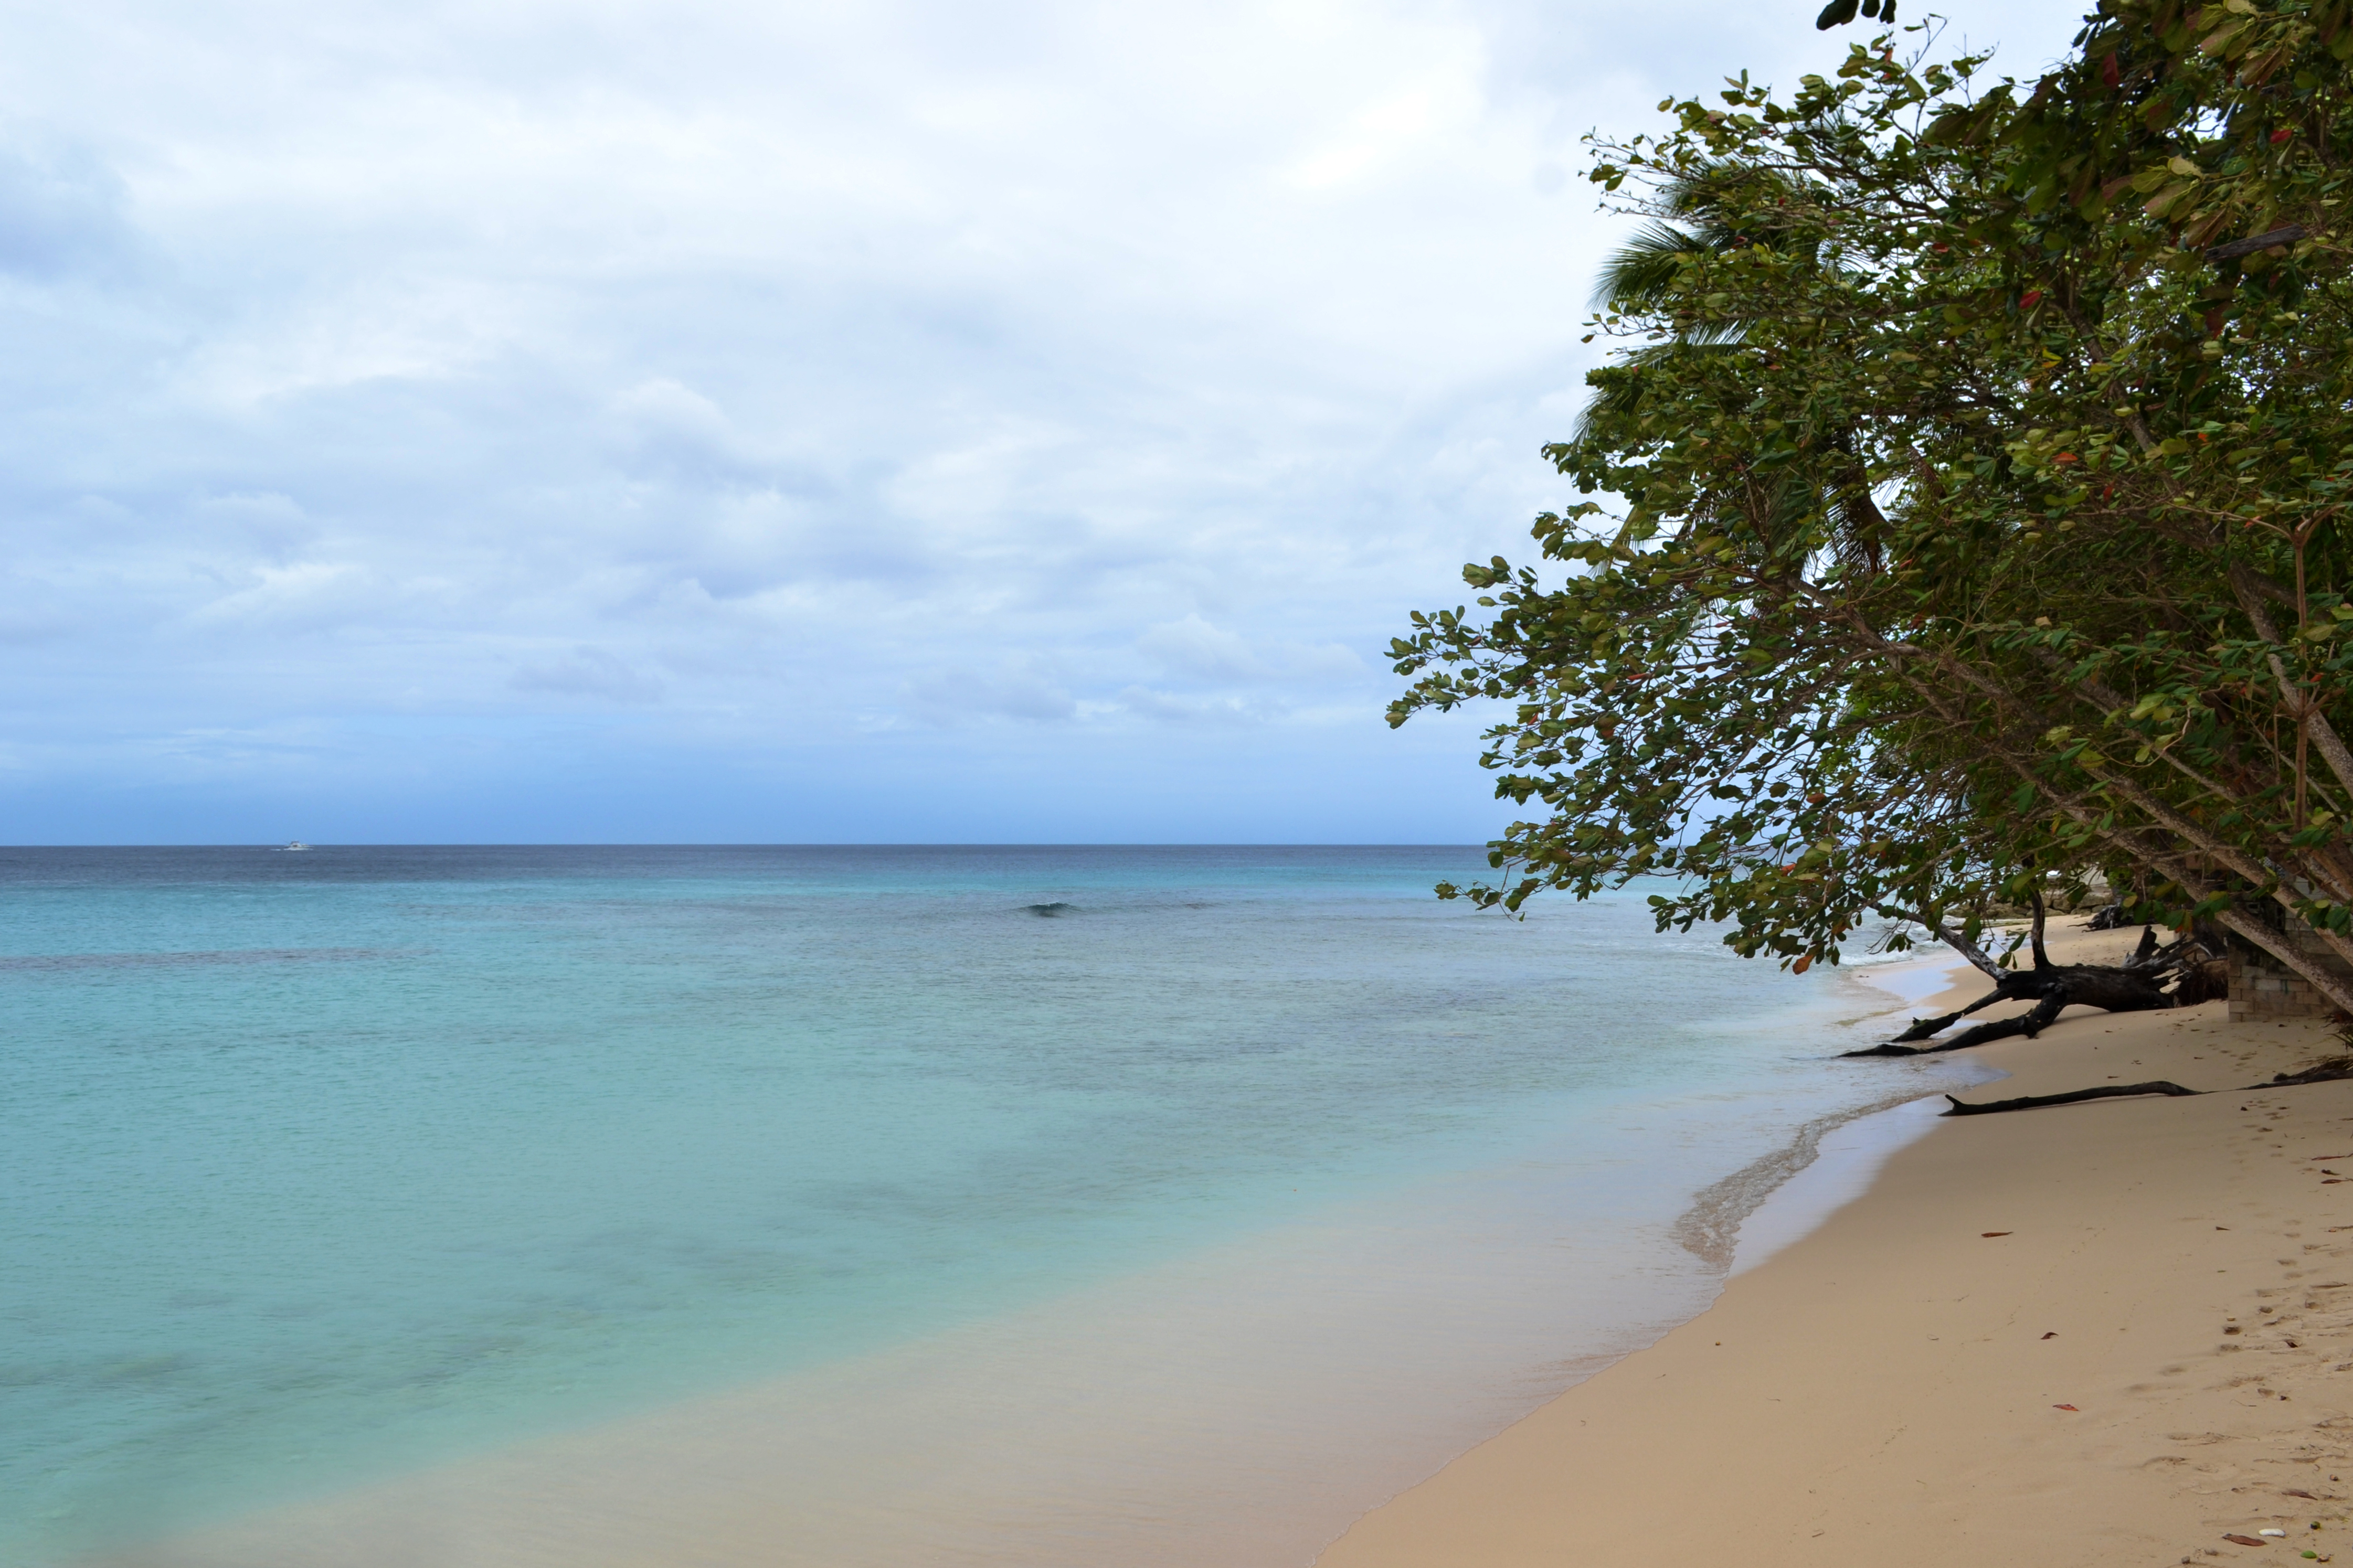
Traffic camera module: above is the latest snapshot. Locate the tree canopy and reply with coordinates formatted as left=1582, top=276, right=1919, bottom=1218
left=1390, top=2, right=2353, bottom=1010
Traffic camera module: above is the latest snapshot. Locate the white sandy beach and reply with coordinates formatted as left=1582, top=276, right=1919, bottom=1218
left=1320, top=921, right=2353, bottom=1566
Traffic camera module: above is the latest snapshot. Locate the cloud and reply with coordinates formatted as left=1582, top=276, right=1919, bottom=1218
left=0, top=608, right=72, bottom=645
left=1137, top=614, right=1363, bottom=687
left=184, top=562, right=365, bottom=629
left=0, top=142, right=143, bottom=282
left=510, top=645, right=665, bottom=703
left=608, top=377, right=769, bottom=486
left=1137, top=614, right=1262, bottom=682
left=1284, top=83, right=1455, bottom=191
left=0, top=0, right=2090, bottom=839
left=1112, top=686, right=1267, bottom=726
left=906, top=660, right=1077, bottom=725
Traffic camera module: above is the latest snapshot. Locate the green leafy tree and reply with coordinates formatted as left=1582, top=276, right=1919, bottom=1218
left=1392, top=3, right=2353, bottom=1016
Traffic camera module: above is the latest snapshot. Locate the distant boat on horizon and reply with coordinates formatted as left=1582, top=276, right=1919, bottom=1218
left=278, top=840, right=310, bottom=851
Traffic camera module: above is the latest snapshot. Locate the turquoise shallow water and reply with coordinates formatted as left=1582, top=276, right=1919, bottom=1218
left=1, top=846, right=1957, bottom=1564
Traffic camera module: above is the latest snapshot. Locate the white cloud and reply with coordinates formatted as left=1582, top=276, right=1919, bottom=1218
left=0, top=0, right=2089, bottom=839
left=906, top=660, right=1077, bottom=725
left=1138, top=615, right=1264, bottom=683
left=1137, top=614, right=1363, bottom=688
left=184, top=561, right=363, bottom=627
left=0, top=142, right=144, bottom=281
left=511, top=644, right=665, bottom=704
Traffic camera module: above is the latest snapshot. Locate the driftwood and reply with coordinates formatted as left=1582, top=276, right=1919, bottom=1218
left=2267, top=1057, right=2353, bottom=1087
left=1858, top=899, right=2340, bottom=1116
left=1845, top=961, right=2175, bottom=1057
left=1937, top=1059, right=2353, bottom=1117
left=1846, top=906, right=2218, bottom=1059
left=1942, top=1081, right=2199, bottom=1116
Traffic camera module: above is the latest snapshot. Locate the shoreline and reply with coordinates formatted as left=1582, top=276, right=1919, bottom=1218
left=1316, top=922, right=2353, bottom=1566
left=1668, top=943, right=1993, bottom=1276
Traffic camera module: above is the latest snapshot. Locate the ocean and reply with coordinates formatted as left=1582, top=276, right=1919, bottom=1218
left=0, top=846, right=1981, bottom=1566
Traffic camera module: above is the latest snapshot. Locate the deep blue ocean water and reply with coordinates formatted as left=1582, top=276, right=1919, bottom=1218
left=0, top=846, right=1957, bottom=1565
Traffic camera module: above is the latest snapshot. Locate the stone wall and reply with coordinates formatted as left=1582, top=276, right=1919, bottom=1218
left=2230, top=921, right=2353, bottom=1022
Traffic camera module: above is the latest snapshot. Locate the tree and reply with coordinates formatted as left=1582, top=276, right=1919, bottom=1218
left=1817, top=0, right=1901, bottom=29
left=1390, top=3, right=2353, bottom=1020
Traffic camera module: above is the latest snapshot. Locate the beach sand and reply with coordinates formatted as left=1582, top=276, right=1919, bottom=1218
left=1318, top=922, right=2353, bottom=1567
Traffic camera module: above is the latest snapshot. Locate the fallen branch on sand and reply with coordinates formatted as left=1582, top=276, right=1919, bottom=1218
left=1942, top=1082, right=2200, bottom=1116
left=2266, top=1058, right=2353, bottom=1088
left=1938, top=1059, right=2353, bottom=1116
left=1846, top=918, right=2221, bottom=1060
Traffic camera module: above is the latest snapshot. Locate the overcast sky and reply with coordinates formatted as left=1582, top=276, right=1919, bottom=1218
left=0, top=0, right=2081, bottom=844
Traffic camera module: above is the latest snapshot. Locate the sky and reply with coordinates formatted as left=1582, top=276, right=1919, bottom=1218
left=0, top=0, right=2085, bottom=845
